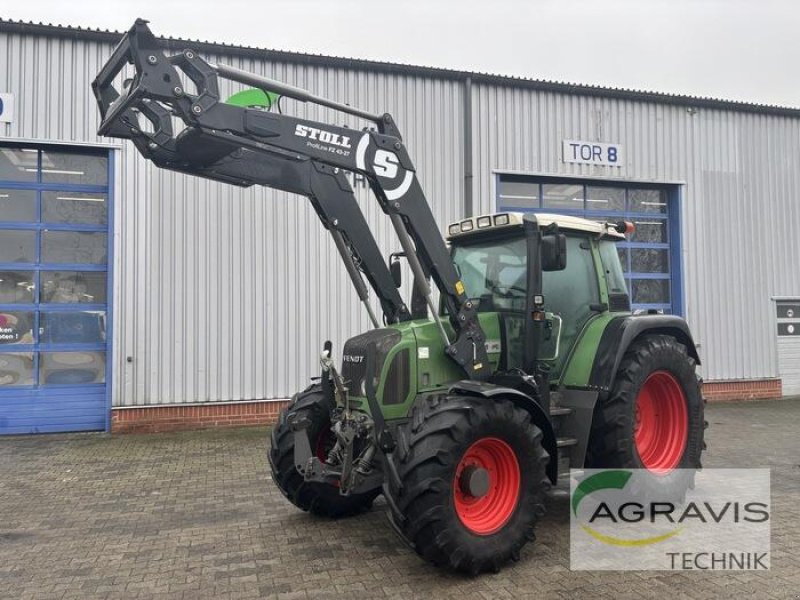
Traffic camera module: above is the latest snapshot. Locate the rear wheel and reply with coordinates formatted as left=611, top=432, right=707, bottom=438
left=269, top=387, right=379, bottom=517
left=587, top=335, right=705, bottom=477
left=386, top=394, right=548, bottom=574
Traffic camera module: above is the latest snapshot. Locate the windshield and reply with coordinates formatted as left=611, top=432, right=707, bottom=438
left=451, top=236, right=527, bottom=312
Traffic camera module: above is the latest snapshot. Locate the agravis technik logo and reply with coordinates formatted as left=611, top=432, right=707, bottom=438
left=570, top=469, right=771, bottom=570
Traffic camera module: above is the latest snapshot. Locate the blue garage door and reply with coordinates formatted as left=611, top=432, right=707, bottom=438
left=0, top=144, right=112, bottom=434
left=496, top=175, right=682, bottom=315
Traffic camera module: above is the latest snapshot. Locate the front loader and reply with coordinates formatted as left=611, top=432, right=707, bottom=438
left=93, top=20, right=706, bottom=574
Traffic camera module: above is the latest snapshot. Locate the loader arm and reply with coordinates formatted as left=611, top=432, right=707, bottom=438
left=92, top=19, right=491, bottom=379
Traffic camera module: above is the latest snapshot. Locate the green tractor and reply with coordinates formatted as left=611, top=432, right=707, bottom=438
left=269, top=213, right=705, bottom=572
left=94, top=20, right=705, bottom=574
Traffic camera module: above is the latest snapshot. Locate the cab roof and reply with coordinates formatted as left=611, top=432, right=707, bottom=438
left=446, top=212, right=626, bottom=241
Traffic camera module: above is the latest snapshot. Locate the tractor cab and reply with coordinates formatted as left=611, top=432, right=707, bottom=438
left=447, top=212, right=629, bottom=378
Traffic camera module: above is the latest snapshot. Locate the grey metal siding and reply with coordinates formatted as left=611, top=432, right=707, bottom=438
left=0, top=31, right=465, bottom=406
left=471, top=83, right=800, bottom=382
left=2, top=28, right=798, bottom=406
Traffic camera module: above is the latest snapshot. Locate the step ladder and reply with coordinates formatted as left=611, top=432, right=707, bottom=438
left=550, top=404, right=579, bottom=478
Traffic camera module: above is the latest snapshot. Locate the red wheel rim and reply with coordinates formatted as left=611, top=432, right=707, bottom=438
left=453, top=437, right=521, bottom=535
left=314, top=426, right=335, bottom=461
left=634, top=371, right=689, bottom=473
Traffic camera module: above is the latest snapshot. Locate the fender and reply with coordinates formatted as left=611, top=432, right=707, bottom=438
left=449, top=380, right=559, bottom=483
left=589, top=314, right=701, bottom=393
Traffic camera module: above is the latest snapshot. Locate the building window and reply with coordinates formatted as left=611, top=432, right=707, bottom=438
left=496, top=174, right=679, bottom=314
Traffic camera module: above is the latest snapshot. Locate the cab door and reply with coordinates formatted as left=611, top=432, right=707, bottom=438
left=540, top=234, right=600, bottom=377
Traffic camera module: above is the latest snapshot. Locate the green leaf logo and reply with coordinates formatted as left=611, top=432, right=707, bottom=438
left=571, top=470, right=681, bottom=546
left=572, top=470, right=633, bottom=516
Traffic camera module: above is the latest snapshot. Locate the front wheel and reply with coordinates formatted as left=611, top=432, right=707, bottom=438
left=385, top=394, right=549, bottom=574
left=268, top=386, right=379, bottom=518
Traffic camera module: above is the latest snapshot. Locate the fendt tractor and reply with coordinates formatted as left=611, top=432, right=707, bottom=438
left=94, top=20, right=706, bottom=573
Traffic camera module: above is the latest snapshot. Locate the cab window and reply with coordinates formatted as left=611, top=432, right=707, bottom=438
left=451, top=236, right=527, bottom=313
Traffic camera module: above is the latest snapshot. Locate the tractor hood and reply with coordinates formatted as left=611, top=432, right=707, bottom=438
left=340, top=314, right=503, bottom=420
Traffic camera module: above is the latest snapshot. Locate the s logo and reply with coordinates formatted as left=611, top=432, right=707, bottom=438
left=373, top=150, right=399, bottom=179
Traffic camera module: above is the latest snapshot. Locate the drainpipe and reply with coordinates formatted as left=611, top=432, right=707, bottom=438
left=463, top=76, right=473, bottom=217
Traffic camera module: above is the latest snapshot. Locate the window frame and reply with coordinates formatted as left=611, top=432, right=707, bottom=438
left=0, top=143, right=110, bottom=390
left=496, top=174, right=682, bottom=315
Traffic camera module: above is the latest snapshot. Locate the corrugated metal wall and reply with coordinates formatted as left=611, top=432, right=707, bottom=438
left=0, top=30, right=465, bottom=406
left=471, top=84, right=800, bottom=381
left=2, top=28, right=799, bottom=405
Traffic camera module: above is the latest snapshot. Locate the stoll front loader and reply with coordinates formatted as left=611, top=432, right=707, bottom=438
left=94, top=20, right=705, bottom=573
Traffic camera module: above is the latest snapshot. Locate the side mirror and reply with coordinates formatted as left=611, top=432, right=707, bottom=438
left=390, top=257, right=402, bottom=288
left=541, top=233, right=567, bottom=271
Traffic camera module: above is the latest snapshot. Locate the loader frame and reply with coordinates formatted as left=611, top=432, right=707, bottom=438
left=92, top=19, right=546, bottom=381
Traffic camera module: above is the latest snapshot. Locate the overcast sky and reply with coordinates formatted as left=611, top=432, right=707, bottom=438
left=2, top=0, right=798, bottom=107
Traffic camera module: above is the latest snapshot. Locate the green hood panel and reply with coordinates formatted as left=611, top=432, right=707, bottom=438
left=345, top=314, right=502, bottom=421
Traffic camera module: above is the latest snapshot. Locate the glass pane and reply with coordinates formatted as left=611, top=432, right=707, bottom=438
left=632, top=279, right=670, bottom=304
left=40, top=150, right=107, bottom=185
left=0, top=311, right=34, bottom=344
left=42, top=191, right=108, bottom=225
left=0, top=230, right=36, bottom=262
left=41, top=231, right=107, bottom=264
left=631, top=248, right=669, bottom=273
left=542, top=184, right=583, bottom=209
left=0, top=271, right=35, bottom=303
left=0, top=189, right=37, bottom=222
left=632, top=219, right=668, bottom=243
left=599, top=241, right=628, bottom=295
left=629, top=189, right=667, bottom=213
left=41, top=271, right=106, bottom=304
left=451, top=236, right=527, bottom=312
left=617, top=247, right=629, bottom=273
left=586, top=186, right=625, bottom=211
left=498, top=179, right=539, bottom=208
left=40, top=311, right=106, bottom=344
left=39, top=351, right=106, bottom=385
left=0, top=352, right=34, bottom=386
left=0, top=147, right=37, bottom=182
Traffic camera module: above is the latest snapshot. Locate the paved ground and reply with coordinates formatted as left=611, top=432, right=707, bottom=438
left=1, top=398, right=799, bottom=600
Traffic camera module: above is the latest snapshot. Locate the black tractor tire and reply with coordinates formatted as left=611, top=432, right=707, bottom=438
left=586, top=334, right=705, bottom=486
left=269, top=387, right=379, bottom=518
left=385, top=394, right=549, bottom=574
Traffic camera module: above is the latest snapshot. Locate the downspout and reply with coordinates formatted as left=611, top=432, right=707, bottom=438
left=463, top=76, right=474, bottom=217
